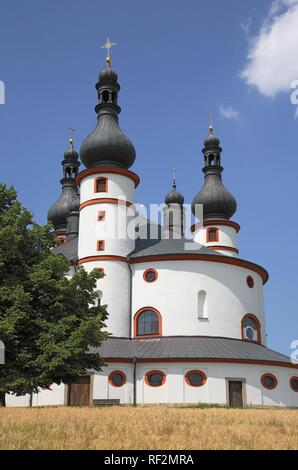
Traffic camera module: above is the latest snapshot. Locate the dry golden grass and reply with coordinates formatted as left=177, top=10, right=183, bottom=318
left=0, top=406, right=297, bottom=450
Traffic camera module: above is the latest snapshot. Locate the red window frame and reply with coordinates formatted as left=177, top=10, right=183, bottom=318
left=206, top=227, right=219, bottom=243
left=241, top=313, right=261, bottom=344
left=94, top=177, right=108, bottom=193
left=143, top=269, right=158, bottom=283
left=108, top=370, right=126, bottom=387
left=145, top=370, right=166, bottom=387
left=185, top=370, right=207, bottom=387
left=133, top=307, right=162, bottom=338
left=261, top=373, right=278, bottom=390
left=97, top=240, right=105, bottom=252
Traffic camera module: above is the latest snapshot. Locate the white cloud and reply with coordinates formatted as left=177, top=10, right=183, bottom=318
left=241, top=0, right=298, bottom=97
left=219, top=105, right=240, bottom=120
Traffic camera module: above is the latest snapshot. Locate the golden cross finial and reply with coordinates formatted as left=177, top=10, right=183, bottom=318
left=101, top=37, right=116, bottom=63
left=209, top=112, right=213, bottom=132
left=68, top=125, right=75, bottom=147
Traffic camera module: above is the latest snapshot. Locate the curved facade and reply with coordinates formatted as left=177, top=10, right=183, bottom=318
left=8, top=53, right=298, bottom=409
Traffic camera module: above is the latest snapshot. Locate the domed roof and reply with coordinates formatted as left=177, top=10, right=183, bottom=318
left=47, top=180, right=78, bottom=229
left=63, top=139, right=79, bottom=162
left=69, top=195, right=80, bottom=213
left=192, top=124, right=237, bottom=220
left=165, top=188, right=184, bottom=206
left=204, top=127, right=220, bottom=147
left=191, top=172, right=237, bottom=219
left=80, top=60, right=136, bottom=169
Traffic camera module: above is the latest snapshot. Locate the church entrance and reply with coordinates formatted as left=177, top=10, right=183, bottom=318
left=228, top=380, right=244, bottom=408
left=68, top=376, right=91, bottom=406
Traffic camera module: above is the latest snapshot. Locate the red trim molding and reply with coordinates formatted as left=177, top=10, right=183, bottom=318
left=207, top=245, right=239, bottom=254
left=185, top=370, right=207, bottom=387
left=104, top=357, right=298, bottom=369
left=130, top=253, right=269, bottom=284
left=145, top=370, right=166, bottom=387
left=241, top=313, right=261, bottom=344
left=80, top=198, right=133, bottom=211
left=76, top=167, right=140, bottom=188
left=261, top=373, right=278, bottom=390
left=133, top=307, right=162, bottom=338
left=78, top=255, right=128, bottom=265
left=143, top=268, right=158, bottom=283
left=191, top=220, right=241, bottom=233
left=108, top=370, right=126, bottom=387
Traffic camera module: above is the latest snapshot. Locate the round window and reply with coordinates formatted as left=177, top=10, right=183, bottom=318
left=185, top=370, right=207, bottom=387
left=109, top=370, right=126, bottom=387
left=261, top=373, right=278, bottom=390
left=290, top=376, right=298, bottom=392
left=247, top=276, right=254, bottom=288
left=246, top=326, right=254, bottom=341
left=143, top=269, right=158, bottom=283
left=145, top=370, right=166, bottom=387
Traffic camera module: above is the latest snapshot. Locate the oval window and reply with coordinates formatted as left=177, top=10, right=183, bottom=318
left=145, top=370, right=166, bottom=387
left=246, top=276, right=254, bottom=288
left=143, top=269, right=158, bottom=283
left=109, top=370, right=126, bottom=387
left=185, top=370, right=207, bottom=387
left=261, top=373, right=278, bottom=390
left=290, top=376, right=298, bottom=392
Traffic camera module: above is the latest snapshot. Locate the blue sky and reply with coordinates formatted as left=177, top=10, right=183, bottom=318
left=0, top=0, right=297, bottom=355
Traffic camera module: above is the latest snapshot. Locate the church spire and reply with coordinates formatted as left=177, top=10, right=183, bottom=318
left=191, top=119, right=237, bottom=220
left=80, top=42, right=136, bottom=169
left=48, top=136, right=80, bottom=239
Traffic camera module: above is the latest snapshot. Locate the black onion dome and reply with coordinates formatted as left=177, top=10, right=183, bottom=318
left=69, top=195, right=80, bottom=213
left=165, top=188, right=184, bottom=206
left=47, top=180, right=78, bottom=229
left=192, top=126, right=237, bottom=220
left=80, top=60, right=136, bottom=169
left=48, top=140, right=80, bottom=230
left=64, top=140, right=79, bottom=162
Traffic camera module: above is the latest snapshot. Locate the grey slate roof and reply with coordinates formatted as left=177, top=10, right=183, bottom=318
left=95, top=336, right=294, bottom=365
left=131, top=236, right=218, bottom=258
left=52, top=235, right=78, bottom=262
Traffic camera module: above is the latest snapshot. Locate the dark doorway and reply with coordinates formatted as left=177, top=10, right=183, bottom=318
left=228, top=380, right=244, bottom=408
left=68, top=376, right=91, bottom=406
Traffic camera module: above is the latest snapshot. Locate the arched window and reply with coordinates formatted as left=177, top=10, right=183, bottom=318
left=241, top=314, right=261, bottom=343
left=206, top=227, right=219, bottom=243
left=102, top=90, right=109, bottom=103
left=198, top=290, right=207, bottom=319
left=134, top=307, right=162, bottom=337
left=94, top=177, right=108, bottom=193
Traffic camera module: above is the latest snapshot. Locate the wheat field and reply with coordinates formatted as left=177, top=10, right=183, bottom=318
left=0, top=406, right=297, bottom=450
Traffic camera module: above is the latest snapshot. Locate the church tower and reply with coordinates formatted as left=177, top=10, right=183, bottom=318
left=47, top=138, right=80, bottom=241
left=191, top=121, right=239, bottom=257
left=76, top=46, right=139, bottom=337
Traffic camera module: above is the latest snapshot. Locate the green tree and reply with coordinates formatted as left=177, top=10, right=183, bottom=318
left=0, top=184, right=108, bottom=406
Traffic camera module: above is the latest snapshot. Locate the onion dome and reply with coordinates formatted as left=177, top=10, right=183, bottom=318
left=66, top=195, right=80, bottom=239
left=191, top=123, right=237, bottom=220
left=48, top=139, right=80, bottom=231
left=165, top=171, right=184, bottom=206
left=80, top=58, right=136, bottom=169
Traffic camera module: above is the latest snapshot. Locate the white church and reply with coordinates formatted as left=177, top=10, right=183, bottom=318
left=7, top=46, right=298, bottom=408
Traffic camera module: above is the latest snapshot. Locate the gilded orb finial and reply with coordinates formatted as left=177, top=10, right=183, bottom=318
left=101, top=37, right=117, bottom=63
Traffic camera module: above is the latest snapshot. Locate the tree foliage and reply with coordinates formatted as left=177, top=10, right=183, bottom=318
left=0, top=184, right=108, bottom=405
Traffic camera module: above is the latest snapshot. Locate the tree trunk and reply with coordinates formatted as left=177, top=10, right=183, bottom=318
left=0, top=392, right=6, bottom=407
